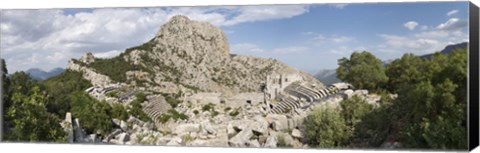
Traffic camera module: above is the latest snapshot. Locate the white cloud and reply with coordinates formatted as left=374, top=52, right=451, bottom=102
left=301, top=31, right=315, bottom=36
left=414, top=30, right=450, bottom=38
left=272, top=46, right=308, bottom=54
left=437, top=18, right=468, bottom=31
left=310, top=34, right=354, bottom=44
left=0, top=5, right=311, bottom=72
left=420, top=25, right=429, bottom=30
left=93, top=50, right=122, bottom=58
left=230, top=43, right=265, bottom=53
left=447, top=10, right=459, bottom=16
left=329, top=46, right=366, bottom=55
left=376, top=16, right=468, bottom=55
left=331, top=4, right=348, bottom=9
left=231, top=43, right=308, bottom=55
left=378, top=34, right=441, bottom=53
left=403, top=21, right=419, bottom=30
left=45, top=51, right=69, bottom=63
left=331, top=36, right=354, bottom=43
left=222, top=5, right=310, bottom=26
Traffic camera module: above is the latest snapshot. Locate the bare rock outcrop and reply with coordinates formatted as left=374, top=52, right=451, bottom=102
left=66, top=54, right=112, bottom=87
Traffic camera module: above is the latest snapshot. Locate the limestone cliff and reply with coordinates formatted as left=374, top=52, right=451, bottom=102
left=68, top=15, right=324, bottom=96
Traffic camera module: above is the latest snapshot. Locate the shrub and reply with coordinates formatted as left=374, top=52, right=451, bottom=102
left=202, top=103, right=216, bottom=112
left=181, top=134, right=193, bottom=143
left=211, top=110, right=219, bottom=117
left=304, top=106, right=350, bottom=148
left=224, top=107, right=232, bottom=112
left=277, top=134, right=291, bottom=148
left=70, top=92, right=114, bottom=135
left=111, top=103, right=128, bottom=121
left=158, top=114, right=171, bottom=123
left=168, top=109, right=188, bottom=121
left=130, top=92, right=151, bottom=122
left=229, top=107, right=240, bottom=117
left=107, top=91, right=118, bottom=97
left=165, top=96, right=181, bottom=108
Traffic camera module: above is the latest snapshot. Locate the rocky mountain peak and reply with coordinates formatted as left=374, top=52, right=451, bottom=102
left=80, top=52, right=95, bottom=64
left=68, top=15, right=324, bottom=96
left=154, top=15, right=230, bottom=57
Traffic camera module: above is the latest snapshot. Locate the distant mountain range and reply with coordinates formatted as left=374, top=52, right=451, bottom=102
left=420, top=42, right=468, bottom=59
left=26, top=67, right=65, bottom=80
left=313, top=69, right=340, bottom=85
left=314, top=42, right=468, bottom=84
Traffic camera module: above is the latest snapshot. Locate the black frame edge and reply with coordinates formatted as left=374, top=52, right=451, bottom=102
left=469, top=1, right=479, bottom=151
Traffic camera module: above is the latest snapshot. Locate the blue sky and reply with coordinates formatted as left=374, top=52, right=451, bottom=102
left=0, top=2, right=470, bottom=74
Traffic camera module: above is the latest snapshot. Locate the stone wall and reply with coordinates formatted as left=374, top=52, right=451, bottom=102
left=265, top=73, right=303, bottom=101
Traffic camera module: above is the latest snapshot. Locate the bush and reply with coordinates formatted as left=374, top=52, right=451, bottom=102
left=339, top=95, right=373, bottom=127
left=202, top=103, right=216, bottom=112
left=211, top=110, right=220, bottom=117
left=106, top=91, right=118, bottom=97
left=70, top=92, right=114, bottom=135
left=277, top=134, right=292, bottom=148
left=165, top=96, right=181, bottom=108
left=304, top=106, right=350, bottom=148
left=229, top=107, right=241, bottom=117
left=224, top=107, right=232, bottom=112
left=111, top=103, right=128, bottom=121
left=181, top=134, right=193, bottom=143
left=158, top=114, right=171, bottom=123
left=130, top=92, right=151, bottom=122
left=168, top=109, right=189, bottom=121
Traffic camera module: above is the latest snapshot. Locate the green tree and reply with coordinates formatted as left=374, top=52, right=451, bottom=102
left=41, top=70, right=92, bottom=116
left=1, top=59, right=9, bottom=100
left=401, top=79, right=467, bottom=149
left=7, top=72, right=37, bottom=97
left=4, top=86, right=66, bottom=142
left=339, top=96, right=373, bottom=128
left=111, top=103, right=129, bottom=121
left=337, top=51, right=388, bottom=91
left=385, top=53, right=427, bottom=92
left=304, top=106, right=350, bottom=148
left=1, top=59, right=9, bottom=137
left=70, top=91, right=113, bottom=135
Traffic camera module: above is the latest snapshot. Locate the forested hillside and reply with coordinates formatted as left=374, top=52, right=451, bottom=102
left=304, top=48, right=467, bottom=149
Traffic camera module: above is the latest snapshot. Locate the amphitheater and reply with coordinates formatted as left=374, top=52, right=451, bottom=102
left=265, top=74, right=353, bottom=115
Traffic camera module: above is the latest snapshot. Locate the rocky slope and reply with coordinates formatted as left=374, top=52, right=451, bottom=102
left=62, top=15, right=345, bottom=148
left=67, top=15, right=323, bottom=96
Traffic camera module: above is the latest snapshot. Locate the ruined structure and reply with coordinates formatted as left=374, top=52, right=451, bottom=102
left=60, top=15, right=382, bottom=148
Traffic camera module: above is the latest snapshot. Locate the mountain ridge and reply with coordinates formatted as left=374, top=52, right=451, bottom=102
left=26, top=67, right=65, bottom=80
left=67, top=15, right=325, bottom=96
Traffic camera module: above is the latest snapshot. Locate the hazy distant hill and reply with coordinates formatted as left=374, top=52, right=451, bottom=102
left=26, top=67, right=65, bottom=80
left=313, top=69, right=340, bottom=85
left=421, top=42, right=468, bottom=59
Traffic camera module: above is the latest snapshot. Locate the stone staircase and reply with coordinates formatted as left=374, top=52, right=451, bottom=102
left=142, top=95, right=172, bottom=123
left=268, top=83, right=342, bottom=114
left=269, top=94, right=302, bottom=114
